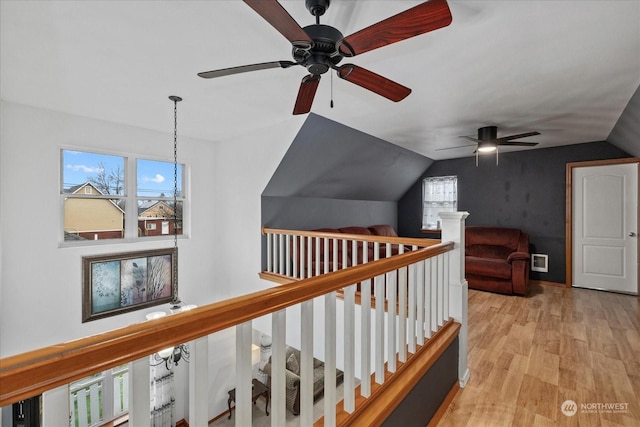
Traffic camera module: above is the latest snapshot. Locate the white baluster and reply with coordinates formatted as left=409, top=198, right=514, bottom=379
left=235, top=322, right=252, bottom=427
left=89, top=382, right=100, bottom=424
left=278, top=234, right=285, bottom=275
left=444, top=251, right=450, bottom=321
left=360, top=247, right=372, bottom=397
left=324, top=291, right=337, bottom=426
left=373, top=242, right=385, bottom=384
left=408, top=246, right=417, bottom=354
left=299, top=235, right=306, bottom=279
left=315, top=237, right=321, bottom=277
left=437, top=253, right=445, bottom=327
left=43, top=385, right=71, bottom=427
left=271, top=310, right=287, bottom=426
left=77, top=389, right=88, bottom=427
left=386, top=257, right=397, bottom=372
left=300, top=300, right=314, bottom=425
left=129, top=357, right=150, bottom=426
left=398, top=245, right=408, bottom=363
left=416, top=258, right=425, bottom=346
left=351, top=239, right=358, bottom=267
left=343, top=283, right=356, bottom=413
left=424, top=258, right=432, bottom=340
left=307, top=236, right=313, bottom=278
left=267, top=233, right=273, bottom=273
left=324, top=237, right=330, bottom=275
left=342, top=239, right=348, bottom=270
left=189, top=337, right=209, bottom=427
left=285, top=234, right=291, bottom=277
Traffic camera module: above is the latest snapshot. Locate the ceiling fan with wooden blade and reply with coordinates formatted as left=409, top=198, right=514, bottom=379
left=198, top=0, right=452, bottom=115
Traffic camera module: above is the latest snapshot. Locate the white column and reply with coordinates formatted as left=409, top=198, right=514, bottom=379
left=42, top=384, right=69, bottom=426
left=189, top=337, right=209, bottom=427
left=129, top=357, right=151, bottom=426
left=439, top=211, right=470, bottom=387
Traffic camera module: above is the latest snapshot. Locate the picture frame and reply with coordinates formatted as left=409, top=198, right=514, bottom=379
left=82, top=248, right=176, bottom=322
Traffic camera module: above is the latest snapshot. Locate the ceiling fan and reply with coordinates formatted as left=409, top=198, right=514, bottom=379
left=198, top=0, right=453, bottom=115
left=437, top=126, right=540, bottom=165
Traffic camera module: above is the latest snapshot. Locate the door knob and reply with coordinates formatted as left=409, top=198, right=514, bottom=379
left=630, top=232, right=637, bottom=237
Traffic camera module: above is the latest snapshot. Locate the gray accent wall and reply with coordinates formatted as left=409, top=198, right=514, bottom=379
left=398, top=141, right=631, bottom=284
left=261, top=114, right=432, bottom=270
left=262, top=113, right=431, bottom=227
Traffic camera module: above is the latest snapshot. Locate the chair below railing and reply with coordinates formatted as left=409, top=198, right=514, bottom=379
left=1, top=213, right=470, bottom=427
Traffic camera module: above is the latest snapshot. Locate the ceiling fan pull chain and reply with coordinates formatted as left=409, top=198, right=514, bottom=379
left=330, top=72, right=334, bottom=108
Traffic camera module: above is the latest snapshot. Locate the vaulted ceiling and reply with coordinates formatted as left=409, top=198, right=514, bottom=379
left=1, top=1, right=639, bottom=159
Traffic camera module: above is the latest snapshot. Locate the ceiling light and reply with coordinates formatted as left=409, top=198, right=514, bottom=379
left=477, top=142, right=497, bottom=153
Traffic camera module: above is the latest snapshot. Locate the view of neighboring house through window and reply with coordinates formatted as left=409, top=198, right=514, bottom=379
left=137, top=159, right=183, bottom=238
left=62, top=151, right=126, bottom=241
left=61, top=150, right=184, bottom=242
left=422, top=176, right=458, bottom=230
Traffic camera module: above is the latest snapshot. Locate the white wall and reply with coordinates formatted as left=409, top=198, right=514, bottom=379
left=0, top=100, right=305, bottom=422
left=0, top=101, right=216, bottom=356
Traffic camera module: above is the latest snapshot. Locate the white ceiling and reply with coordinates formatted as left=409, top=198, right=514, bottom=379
left=1, top=1, right=639, bottom=160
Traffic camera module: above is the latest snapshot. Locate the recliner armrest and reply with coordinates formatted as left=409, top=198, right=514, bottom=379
left=507, top=252, right=530, bottom=263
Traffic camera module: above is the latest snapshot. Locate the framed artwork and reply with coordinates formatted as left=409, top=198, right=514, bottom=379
left=82, top=248, right=176, bottom=322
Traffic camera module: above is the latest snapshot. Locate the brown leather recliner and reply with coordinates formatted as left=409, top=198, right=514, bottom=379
left=465, top=226, right=530, bottom=295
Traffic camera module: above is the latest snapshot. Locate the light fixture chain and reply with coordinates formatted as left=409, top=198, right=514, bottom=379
left=169, top=95, right=182, bottom=306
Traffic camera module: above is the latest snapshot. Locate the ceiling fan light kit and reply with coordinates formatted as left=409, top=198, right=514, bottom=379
left=438, top=125, right=541, bottom=166
left=198, top=0, right=453, bottom=115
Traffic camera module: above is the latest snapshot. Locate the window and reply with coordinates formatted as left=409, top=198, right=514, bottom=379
left=137, top=159, right=183, bottom=238
left=61, top=150, right=185, bottom=243
left=62, top=151, right=126, bottom=241
left=69, top=365, right=129, bottom=427
left=422, top=176, right=457, bottom=230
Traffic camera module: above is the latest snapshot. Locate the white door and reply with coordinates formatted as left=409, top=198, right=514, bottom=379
left=573, top=162, right=638, bottom=294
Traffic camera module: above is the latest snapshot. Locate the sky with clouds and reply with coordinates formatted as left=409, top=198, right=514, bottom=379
left=63, top=150, right=182, bottom=197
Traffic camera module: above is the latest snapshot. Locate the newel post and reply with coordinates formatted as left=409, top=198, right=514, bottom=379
left=439, top=211, right=470, bottom=387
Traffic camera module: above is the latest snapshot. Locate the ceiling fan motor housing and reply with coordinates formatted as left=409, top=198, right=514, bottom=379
left=294, top=24, right=344, bottom=75
left=478, top=126, right=498, bottom=141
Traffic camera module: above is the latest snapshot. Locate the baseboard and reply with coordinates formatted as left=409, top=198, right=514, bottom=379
left=459, top=368, right=470, bottom=388
left=176, top=419, right=189, bottom=427
left=530, top=279, right=567, bottom=288
left=426, top=381, right=460, bottom=427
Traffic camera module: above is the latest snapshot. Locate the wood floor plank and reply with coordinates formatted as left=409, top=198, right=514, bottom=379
left=437, top=283, right=640, bottom=426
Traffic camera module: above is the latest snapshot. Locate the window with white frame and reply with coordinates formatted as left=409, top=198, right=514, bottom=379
left=422, top=176, right=457, bottom=230
left=61, top=150, right=185, bottom=242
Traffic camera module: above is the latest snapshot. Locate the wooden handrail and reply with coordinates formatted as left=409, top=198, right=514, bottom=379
left=0, top=242, right=453, bottom=406
left=262, top=226, right=440, bottom=247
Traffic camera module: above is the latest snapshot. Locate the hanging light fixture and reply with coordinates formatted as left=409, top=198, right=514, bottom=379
left=145, top=95, right=196, bottom=369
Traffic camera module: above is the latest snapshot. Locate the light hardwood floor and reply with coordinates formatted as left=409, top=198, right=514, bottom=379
left=437, top=283, right=640, bottom=427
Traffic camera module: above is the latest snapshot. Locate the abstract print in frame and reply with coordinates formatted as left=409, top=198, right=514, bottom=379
left=82, top=248, right=175, bottom=322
